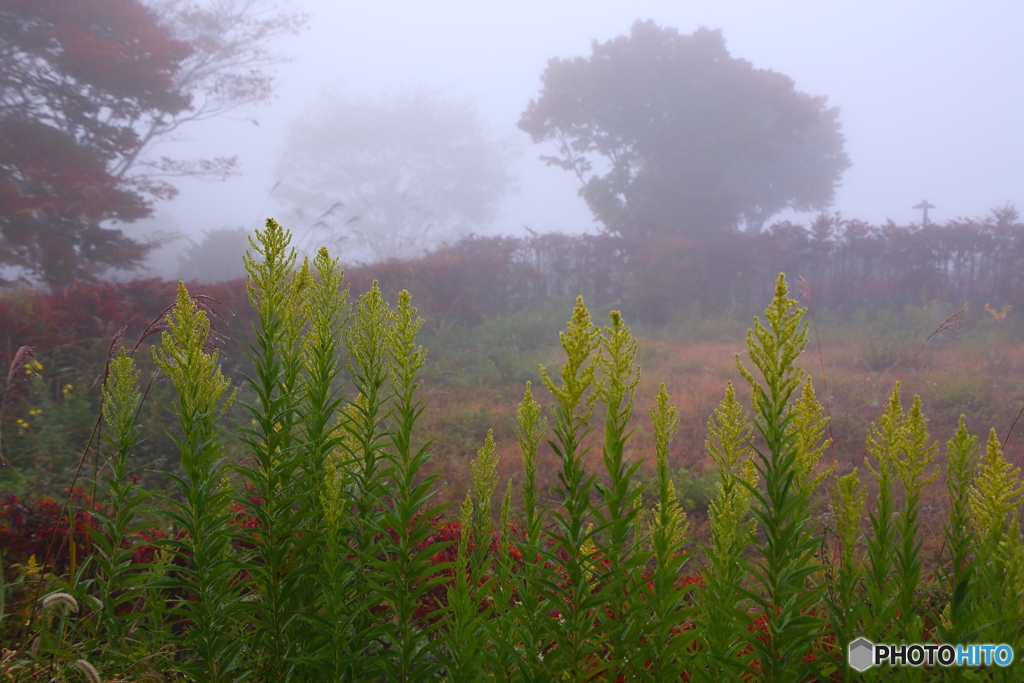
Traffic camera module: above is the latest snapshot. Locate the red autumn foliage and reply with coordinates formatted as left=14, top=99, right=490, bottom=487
left=0, top=278, right=251, bottom=379
left=0, top=489, right=173, bottom=579
left=0, top=0, right=194, bottom=286
left=0, top=490, right=98, bottom=575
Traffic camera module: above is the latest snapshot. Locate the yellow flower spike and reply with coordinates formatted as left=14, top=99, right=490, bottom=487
left=470, top=430, right=499, bottom=527
left=970, top=428, right=1024, bottom=545
left=787, top=377, right=836, bottom=495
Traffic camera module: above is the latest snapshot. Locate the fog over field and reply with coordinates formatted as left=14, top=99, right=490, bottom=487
left=119, top=1, right=1024, bottom=275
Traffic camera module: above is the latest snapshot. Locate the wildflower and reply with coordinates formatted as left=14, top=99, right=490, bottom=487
left=61, top=383, right=73, bottom=397
left=984, top=303, right=1011, bottom=322
left=102, top=349, right=141, bottom=437
left=470, top=429, right=499, bottom=525
left=970, top=428, right=1024, bottom=543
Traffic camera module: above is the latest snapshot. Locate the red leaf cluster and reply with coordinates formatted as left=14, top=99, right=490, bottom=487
left=0, top=489, right=98, bottom=575
left=0, top=0, right=192, bottom=285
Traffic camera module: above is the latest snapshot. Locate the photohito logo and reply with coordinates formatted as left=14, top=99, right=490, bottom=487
left=847, top=638, right=1014, bottom=672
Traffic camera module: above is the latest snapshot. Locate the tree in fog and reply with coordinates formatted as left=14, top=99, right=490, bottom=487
left=0, top=0, right=303, bottom=287
left=274, top=91, right=514, bottom=261
left=123, top=0, right=305, bottom=190
left=177, top=226, right=251, bottom=283
left=519, top=21, right=850, bottom=239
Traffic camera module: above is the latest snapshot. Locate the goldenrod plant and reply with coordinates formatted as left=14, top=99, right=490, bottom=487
left=969, top=429, right=1024, bottom=679
left=637, top=383, right=696, bottom=682
left=516, top=381, right=546, bottom=547
left=849, top=386, right=938, bottom=683
left=371, top=288, right=451, bottom=682
left=501, top=382, right=550, bottom=682
left=788, top=377, right=836, bottom=494
left=735, top=274, right=832, bottom=682
left=289, top=247, right=352, bottom=679
left=892, top=396, right=937, bottom=652
left=533, top=296, right=605, bottom=681
left=864, top=384, right=905, bottom=647
left=87, top=349, right=152, bottom=670
left=152, top=281, right=239, bottom=683
left=830, top=469, right=867, bottom=683
left=14, top=223, right=1024, bottom=683
left=591, top=310, right=647, bottom=682
left=934, top=417, right=981, bottom=679
left=443, top=430, right=508, bottom=683
left=442, top=492, right=484, bottom=683
left=696, top=381, right=758, bottom=682
left=236, top=219, right=313, bottom=681
left=335, top=281, right=396, bottom=681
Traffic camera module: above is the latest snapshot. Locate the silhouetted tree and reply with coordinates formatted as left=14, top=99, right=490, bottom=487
left=177, top=227, right=251, bottom=283
left=519, top=21, right=850, bottom=239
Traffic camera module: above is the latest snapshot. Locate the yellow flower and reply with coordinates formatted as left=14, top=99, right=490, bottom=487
left=984, top=303, right=1011, bottom=322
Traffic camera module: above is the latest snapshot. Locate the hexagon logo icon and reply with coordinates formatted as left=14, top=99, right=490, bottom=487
left=848, top=637, right=875, bottom=672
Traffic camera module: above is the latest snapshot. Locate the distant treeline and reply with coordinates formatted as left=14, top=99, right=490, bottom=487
left=353, top=205, right=1024, bottom=323
left=2, top=206, right=1022, bottom=368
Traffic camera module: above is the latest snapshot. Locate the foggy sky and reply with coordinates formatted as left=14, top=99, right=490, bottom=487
left=130, top=0, right=1024, bottom=271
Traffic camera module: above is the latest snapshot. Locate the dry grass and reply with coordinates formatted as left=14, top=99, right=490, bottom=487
left=416, top=306, right=1024, bottom=558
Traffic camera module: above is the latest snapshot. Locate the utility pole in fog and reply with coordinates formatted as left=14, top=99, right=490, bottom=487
left=913, top=200, right=935, bottom=226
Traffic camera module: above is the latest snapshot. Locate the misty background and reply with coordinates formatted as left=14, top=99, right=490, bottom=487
left=121, top=0, right=1024, bottom=280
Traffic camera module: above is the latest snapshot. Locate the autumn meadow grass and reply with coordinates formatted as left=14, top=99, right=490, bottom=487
left=2, top=220, right=1024, bottom=681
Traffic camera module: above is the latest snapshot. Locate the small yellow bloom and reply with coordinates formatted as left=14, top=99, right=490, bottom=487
left=985, top=303, right=1012, bottom=322
left=62, top=383, right=73, bottom=397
